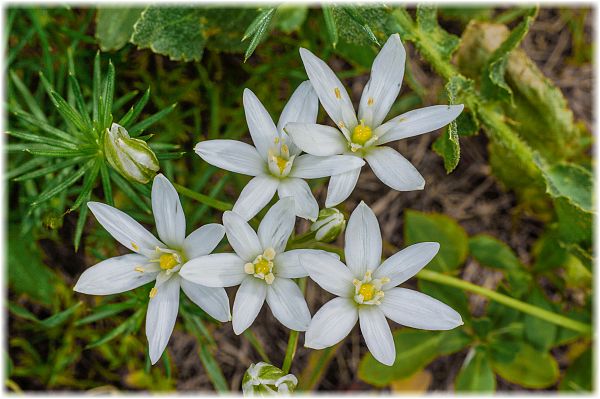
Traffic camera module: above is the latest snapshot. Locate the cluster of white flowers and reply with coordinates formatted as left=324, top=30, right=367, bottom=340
left=74, top=34, right=463, bottom=369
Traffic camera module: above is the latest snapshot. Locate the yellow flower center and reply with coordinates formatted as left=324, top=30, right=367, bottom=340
left=244, top=248, right=276, bottom=284
left=358, top=283, right=376, bottom=301
left=254, top=257, right=271, bottom=275
left=274, top=156, right=288, bottom=174
left=159, top=253, right=179, bottom=270
left=351, top=122, right=373, bottom=146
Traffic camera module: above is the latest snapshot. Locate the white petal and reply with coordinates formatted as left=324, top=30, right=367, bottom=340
left=179, top=253, right=246, bottom=287
left=151, top=174, right=186, bottom=248
left=365, top=146, right=425, bottom=191
left=359, top=306, right=395, bottom=366
left=325, top=168, right=361, bottom=208
left=74, top=254, right=158, bottom=295
left=243, top=88, right=278, bottom=160
left=180, top=279, right=231, bottom=322
left=305, top=297, right=358, bottom=350
left=277, top=177, right=318, bottom=221
left=374, top=242, right=439, bottom=289
left=194, top=139, right=265, bottom=176
left=183, top=223, right=225, bottom=260
left=299, top=252, right=353, bottom=297
left=380, top=288, right=463, bottom=330
left=266, top=277, right=311, bottom=331
left=88, top=202, right=163, bottom=256
left=257, top=197, right=296, bottom=253
left=299, top=47, right=357, bottom=128
left=277, top=80, right=319, bottom=155
left=223, top=211, right=262, bottom=261
left=345, top=201, right=382, bottom=277
left=376, top=104, right=464, bottom=145
left=284, top=123, right=347, bottom=156
left=146, top=274, right=180, bottom=364
left=275, top=249, right=338, bottom=278
left=232, top=175, right=279, bottom=221
left=358, top=34, right=406, bottom=127
left=291, top=154, right=364, bottom=179
left=232, top=276, right=267, bottom=334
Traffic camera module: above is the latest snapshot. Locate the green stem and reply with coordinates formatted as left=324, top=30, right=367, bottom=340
left=172, top=182, right=232, bottom=212
left=417, top=269, right=592, bottom=334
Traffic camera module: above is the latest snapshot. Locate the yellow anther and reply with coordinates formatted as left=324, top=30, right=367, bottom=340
left=131, top=242, right=139, bottom=251
left=244, top=263, right=255, bottom=274
left=149, top=287, right=158, bottom=298
left=351, top=121, right=373, bottom=146
left=134, top=266, right=145, bottom=273
left=338, top=121, right=345, bottom=129
left=359, top=283, right=376, bottom=301
left=254, top=257, right=271, bottom=275
left=264, top=273, right=275, bottom=285
left=159, top=253, right=178, bottom=270
left=281, top=144, right=289, bottom=157
left=274, top=137, right=280, bottom=144
left=352, top=279, right=361, bottom=287
left=274, top=156, right=288, bottom=174
left=381, top=277, right=390, bottom=284
left=367, top=97, right=374, bottom=106
left=334, top=87, right=341, bottom=99
left=263, top=247, right=276, bottom=261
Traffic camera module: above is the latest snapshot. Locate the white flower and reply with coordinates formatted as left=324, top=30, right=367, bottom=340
left=285, top=34, right=464, bottom=207
left=74, top=174, right=230, bottom=365
left=181, top=197, right=329, bottom=334
left=300, top=202, right=463, bottom=366
left=194, top=82, right=365, bottom=221
left=242, top=362, right=298, bottom=396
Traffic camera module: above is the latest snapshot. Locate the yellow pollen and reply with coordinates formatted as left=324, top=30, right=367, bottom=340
left=334, top=87, right=341, bottom=99
left=131, top=242, right=139, bottom=251
left=254, top=257, right=271, bottom=275
left=274, top=156, right=288, bottom=174
left=352, top=122, right=373, bottom=146
left=359, top=283, right=376, bottom=301
left=159, top=254, right=178, bottom=270
left=368, top=97, right=374, bottom=106
left=149, top=287, right=158, bottom=298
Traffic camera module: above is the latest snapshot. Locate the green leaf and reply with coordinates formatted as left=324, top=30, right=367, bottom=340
left=480, top=8, right=537, bottom=104
left=7, top=224, right=57, bottom=304
left=523, top=286, right=557, bottom=352
left=416, top=5, right=460, bottom=62
left=9, top=70, right=47, bottom=122
left=322, top=5, right=338, bottom=48
left=127, top=103, right=177, bottom=136
left=93, top=51, right=101, bottom=123
left=490, top=341, right=559, bottom=388
left=330, top=6, right=389, bottom=47
left=404, top=210, right=468, bottom=272
left=86, top=308, right=145, bottom=349
left=358, top=329, right=471, bottom=387
left=341, top=6, right=380, bottom=46
left=75, top=298, right=138, bottom=326
left=31, top=162, right=91, bottom=207
left=243, top=8, right=275, bottom=62
left=95, top=7, right=144, bottom=51
left=418, top=280, right=471, bottom=324
left=455, top=346, right=496, bottom=392
left=13, top=157, right=84, bottom=182
left=101, top=61, right=115, bottom=128
left=119, top=87, right=150, bottom=128
left=38, top=302, right=83, bottom=329
left=273, top=5, right=307, bottom=34
left=559, top=348, right=592, bottom=392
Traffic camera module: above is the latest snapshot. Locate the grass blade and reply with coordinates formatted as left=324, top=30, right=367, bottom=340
left=119, top=87, right=150, bottom=128
left=9, top=70, right=47, bottom=122
left=7, top=130, right=79, bottom=150
left=74, top=189, right=90, bottom=251
left=127, top=103, right=177, bottom=136
left=70, top=159, right=101, bottom=211
left=4, top=157, right=47, bottom=180
left=92, top=51, right=100, bottom=123
left=112, top=90, right=139, bottom=113
left=99, top=161, right=114, bottom=206
left=102, top=60, right=115, bottom=128
left=13, top=110, right=79, bottom=144
left=322, top=5, right=339, bottom=48
left=13, top=157, right=85, bottom=181
left=31, top=162, right=91, bottom=206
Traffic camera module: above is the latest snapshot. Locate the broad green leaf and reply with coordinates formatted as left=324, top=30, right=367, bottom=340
left=322, top=5, right=338, bottom=48
left=490, top=341, right=559, bottom=388
left=358, top=329, right=471, bottom=387
left=523, top=286, right=557, bottom=352
left=559, top=348, right=592, bottom=392
left=273, top=6, right=307, bottom=34
left=455, top=346, right=496, bottom=392
left=532, top=227, right=569, bottom=272
left=95, top=7, right=144, bottom=51
left=330, top=6, right=389, bottom=47
left=480, top=8, right=537, bottom=103
left=7, top=224, right=57, bottom=304
left=415, top=5, right=460, bottom=62
left=404, top=210, right=468, bottom=272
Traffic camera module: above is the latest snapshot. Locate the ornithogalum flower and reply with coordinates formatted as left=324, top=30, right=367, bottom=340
left=285, top=34, right=464, bottom=207
left=74, top=174, right=230, bottom=364
left=181, top=197, right=328, bottom=334
left=300, top=202, right=463, bottom=366
left=194, top=82, right=365, bottom=221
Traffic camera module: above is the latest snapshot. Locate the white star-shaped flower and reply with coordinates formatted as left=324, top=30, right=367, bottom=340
left=181, top=197, right=332, bottom=334
left=285, top=34, right=464, bottom=207
left=74, top=174, right=230, bottom=364
left=194, top=82, right=365, bottom=221
left=300, top=202, right=463, bottom=366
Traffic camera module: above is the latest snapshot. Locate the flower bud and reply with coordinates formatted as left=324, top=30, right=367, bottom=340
left=103, top=123, right=159, bottom=184
left=242, top=362, right=298, bottom=396
left=310, top=208, right=346, bottom=242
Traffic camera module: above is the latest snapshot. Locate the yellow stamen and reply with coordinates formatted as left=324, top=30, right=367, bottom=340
left=359, top=283, right=376, bottom=301
left=131, top=242, right=139, bottom=251
left=244, top=263, right=255, bottom=274
left=149, top=287, right=158, bottom=298
left=134, top=266, right=145, bottom=273
left=263, top=247, right=276, bottom=261
left=334, top=87, right=341, bottom=99
left=351, top=121, right=373, bottom=146
left=264, top=273, right=275, bottom=285
left=159, top=253, right=178, bottom=270
left=367, top=97, right=374, bottom=106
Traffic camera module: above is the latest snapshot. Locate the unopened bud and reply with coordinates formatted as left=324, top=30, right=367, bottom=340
left=242, top=362, right=297, bottom=396
left=104, top=123, right=159, bottom=184
left=310, top=208, right=346, bottom=243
